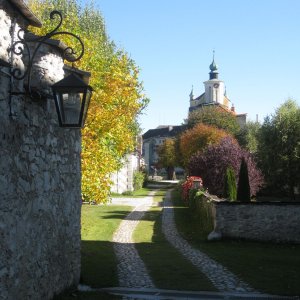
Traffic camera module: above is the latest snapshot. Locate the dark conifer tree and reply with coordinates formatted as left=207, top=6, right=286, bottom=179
left=224, top=167, right=237, bottom=201
left=237, top=157, right=251, bottom=202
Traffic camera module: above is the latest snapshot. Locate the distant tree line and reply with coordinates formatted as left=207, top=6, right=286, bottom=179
left=158, top=100, right=300, bottom=200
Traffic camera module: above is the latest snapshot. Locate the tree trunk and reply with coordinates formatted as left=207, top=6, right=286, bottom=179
left=167, top=166, right=175, bottom=180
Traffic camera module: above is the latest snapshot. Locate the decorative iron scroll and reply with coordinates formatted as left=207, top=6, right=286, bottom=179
left=10, top=10, right=84, bottom=96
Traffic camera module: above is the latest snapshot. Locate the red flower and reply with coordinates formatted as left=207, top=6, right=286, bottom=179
left=181, top=176, right=203, bottom=202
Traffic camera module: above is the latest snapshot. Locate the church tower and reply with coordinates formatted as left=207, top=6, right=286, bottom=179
left=203, top=54, right=226, bottom=106
left=188, top=54, right=246, bottom=125
left=189, top=54, right=232, bottom=113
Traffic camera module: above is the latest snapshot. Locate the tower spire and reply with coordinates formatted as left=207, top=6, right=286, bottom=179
left=189, top=85, right=194, bottom=101
left=209, top=50, right=219, bottom=80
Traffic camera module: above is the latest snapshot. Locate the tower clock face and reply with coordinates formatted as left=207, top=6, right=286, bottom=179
left=213, top=83, right=219, bottom=88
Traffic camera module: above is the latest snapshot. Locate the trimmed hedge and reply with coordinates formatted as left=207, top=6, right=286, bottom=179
left=133, top=171, right=146, bottom=191
left=189, top=191, right=214, bottom=238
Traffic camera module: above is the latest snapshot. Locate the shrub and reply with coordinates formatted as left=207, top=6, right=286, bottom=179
left=188, top=188, right=199, bottom=210
left=237, top=158, right=251, bottom=202
left=122, top=190, right=133, bottom=196
left=223, top=166, right=237, bottom=201
left=188, top=137, right=263, bottom=197
left=190, top=191, right=214, bottom=238
left=181, top=176, right=203, bottom=203
left=133, top=171, right=145, bottom=191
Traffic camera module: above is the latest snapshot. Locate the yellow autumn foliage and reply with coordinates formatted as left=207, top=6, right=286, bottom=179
left=28, top=0, right=148, bottom=203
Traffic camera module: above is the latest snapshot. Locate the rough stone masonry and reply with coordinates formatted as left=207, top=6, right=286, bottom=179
left=0, top=1, right=81, bottom=299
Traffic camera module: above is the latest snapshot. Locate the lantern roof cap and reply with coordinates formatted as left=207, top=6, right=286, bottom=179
left=63, top=65, right=91, bottom=84
left=52, top=72, right=92, bottom=90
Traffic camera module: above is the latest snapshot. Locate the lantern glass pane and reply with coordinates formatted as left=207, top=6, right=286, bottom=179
left=61, top=92, right=83, bottom=125
left=81, top=89, right=92, bottom=127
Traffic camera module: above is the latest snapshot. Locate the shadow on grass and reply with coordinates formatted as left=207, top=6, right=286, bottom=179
left=171, top=188, right=300, bottom=296
left=101, top=209, right=160, bottom=221
left=81, top=206, right=172, bottom=288
left=134, top=204, right=216, bottom=292
left=81, top=240, right=119, bottom=288
left=100, top=210, right=132, bottom=220
left=81, top=207, right=215, bottom=293
left=54, top=240, right=122, bottom=299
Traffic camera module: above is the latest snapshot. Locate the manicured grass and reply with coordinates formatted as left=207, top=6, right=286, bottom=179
left=111, top=187, right=152, bottom=197
left=133, top=190, right=216, bottom=291
left=81, top=205, right=132, bottom=288
left=172, top=188, right=300, bottom=296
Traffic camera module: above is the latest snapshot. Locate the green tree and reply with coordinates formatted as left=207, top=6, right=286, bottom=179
left=237, top=158, right=251, bottom=202
left=257, top=99, right=300, bottom=199
left=157, top=138, right=177, bottom=180
left=223, top=167, right=237, bottom=201
left=29, top=0, right=148, bottom=203
left=188, top=106, right=240, bottom=135
left=236, top=121, right=261, bottom=154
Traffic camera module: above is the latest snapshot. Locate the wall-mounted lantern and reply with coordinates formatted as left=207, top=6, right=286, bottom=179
left=8, top=10, right=92, bottom=128
left=51, top=73, right=92, bottom=128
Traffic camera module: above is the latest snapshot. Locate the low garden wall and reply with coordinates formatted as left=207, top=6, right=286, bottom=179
left=213, top=200, right=300, bottom=243
left=193, top=193, right=300, bottom=244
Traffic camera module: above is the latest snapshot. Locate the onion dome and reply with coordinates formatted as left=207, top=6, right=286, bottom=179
left=210, top=59, right=218, bottom=71
left=209, top=51, right=219, bottom=80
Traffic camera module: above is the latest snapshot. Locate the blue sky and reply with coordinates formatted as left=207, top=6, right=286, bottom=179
left=90, top=0, right=300, bottom=133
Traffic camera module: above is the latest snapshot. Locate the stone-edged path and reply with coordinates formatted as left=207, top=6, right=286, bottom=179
left=112, top=192, right=155, bottom=288
left=112, top=188, right=256, bottom=294
left=162, top=190, right=255, bottom=293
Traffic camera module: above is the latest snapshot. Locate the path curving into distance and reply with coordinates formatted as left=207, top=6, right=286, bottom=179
left=112, top=193, right=155, bottom=288
left=162, top=190, right=256, bottom=293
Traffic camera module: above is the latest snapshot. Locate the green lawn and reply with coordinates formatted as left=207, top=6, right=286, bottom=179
left=54, top=204, right=130, bottom=299
left=81, top=204, right=132, bottom=287
left=60, top=185, right=300, bottom=298
left=110, top=181, right=177, bottom=198
left=172, top=188, right=300, bottom=296
left=111, top=187, right=152, bottom=197
left=133, top=190, right=216, bottom=291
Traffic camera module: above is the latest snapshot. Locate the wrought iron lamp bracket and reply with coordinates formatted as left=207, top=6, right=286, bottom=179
left=10, top=10, right=84, bottom=98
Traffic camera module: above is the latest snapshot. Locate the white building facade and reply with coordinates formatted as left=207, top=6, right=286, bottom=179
left=110, top=153, right=140, bottom=194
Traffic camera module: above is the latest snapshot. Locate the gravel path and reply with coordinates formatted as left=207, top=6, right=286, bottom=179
left=112, top=193, right=155, bottom=288
left=162, top=190, right=256, bottom=293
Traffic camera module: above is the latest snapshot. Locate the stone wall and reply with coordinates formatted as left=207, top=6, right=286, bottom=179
left=194, top=193, right=300, bottom=244
left=213, top=201, right=300, bottom=243
left=0, top=2, right=81, bottom=299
